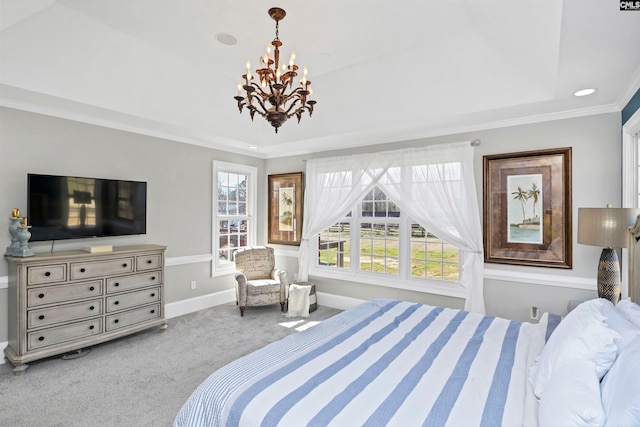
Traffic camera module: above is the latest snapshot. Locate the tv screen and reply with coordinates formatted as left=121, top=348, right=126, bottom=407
left=27, top=174, right=147, bottom=242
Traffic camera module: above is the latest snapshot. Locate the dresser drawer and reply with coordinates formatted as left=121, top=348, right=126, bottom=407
left=106, top=272, right=161, bottom=294
left=106, top=287, right=161, bottom=313
left=27, top=318, right=102, bottom=351
left=70, top=257, right=134, bottom=280
left=106, top=303, right=161, bottom=331
left=27, top=265, right=67, bottom=285
left=137, top=254, right=162, bottom=271
left=27, top=280, right=103, bottom=307
left=28, top=299, right=103, bottom=329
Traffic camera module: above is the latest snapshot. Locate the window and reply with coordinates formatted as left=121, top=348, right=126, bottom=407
left=213, top=161, right=256, bottom=274
left=623, top=119, right=639, bottom=209
left=302, top=143, right=483, bottom=310
left=318, top=186, right=460, bottom=285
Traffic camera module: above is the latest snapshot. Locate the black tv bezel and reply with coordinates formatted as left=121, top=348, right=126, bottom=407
left=27, top=173, right=147, bottom=242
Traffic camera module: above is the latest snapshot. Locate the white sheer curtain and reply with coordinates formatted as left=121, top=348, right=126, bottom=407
left=298, top=142, right=485, bottom=313
left=297, top=152, right=395, bottom=283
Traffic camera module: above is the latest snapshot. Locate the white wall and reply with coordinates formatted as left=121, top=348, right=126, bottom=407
left=265, top=113, right=621, bottom=321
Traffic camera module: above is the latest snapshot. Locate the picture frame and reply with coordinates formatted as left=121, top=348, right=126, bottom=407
left=483, top=147, right=572, bottom=268
left=268, top=172, right=304, bottom=246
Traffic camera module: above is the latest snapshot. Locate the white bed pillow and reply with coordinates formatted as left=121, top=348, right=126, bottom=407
left=616, top=298, right=640, bottom=329
left=601, top=335, right=640, bottom=427
left=538, top=359, right=605, bottom=427
left=528, top=298, right=620, bottom=399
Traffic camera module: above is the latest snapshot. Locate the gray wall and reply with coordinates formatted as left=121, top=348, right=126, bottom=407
left=265, top=112, right=621, bottom=321
left=0, top=107, right=267, bottom=342
left=0, top=107, right=623, bottom=343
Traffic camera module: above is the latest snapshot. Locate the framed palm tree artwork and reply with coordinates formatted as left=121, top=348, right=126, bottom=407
left=268, top=172, right=304, bottom=245
left=483, top=148, right=572, bottom=268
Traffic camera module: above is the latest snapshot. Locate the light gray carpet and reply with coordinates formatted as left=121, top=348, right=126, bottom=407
left=0, top=303, right=342, bottom=427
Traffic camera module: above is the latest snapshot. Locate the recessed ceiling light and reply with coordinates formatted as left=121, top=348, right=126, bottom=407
left=215, top=33, right=237, bottom=46
left=248, top=146, right=259, bottom=150
left=574, top=88, right=596, bottom=97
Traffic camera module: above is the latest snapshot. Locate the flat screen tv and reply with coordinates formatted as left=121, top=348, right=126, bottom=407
left=27, top=174, right=147, bottom=242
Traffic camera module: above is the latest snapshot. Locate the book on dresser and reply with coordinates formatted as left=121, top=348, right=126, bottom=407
left=4, top=244, right=167, bottom=375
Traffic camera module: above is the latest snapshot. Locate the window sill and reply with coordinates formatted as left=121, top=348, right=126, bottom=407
left=308, top=266, right=467, bottom=299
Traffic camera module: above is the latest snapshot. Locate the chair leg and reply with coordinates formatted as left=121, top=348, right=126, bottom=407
left=280, top=302, right=285, bottom=312
left=239, top=306, right=245, bottom=316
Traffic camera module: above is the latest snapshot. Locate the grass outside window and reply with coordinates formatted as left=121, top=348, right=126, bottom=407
left=319, top=224, right=459, bottom=281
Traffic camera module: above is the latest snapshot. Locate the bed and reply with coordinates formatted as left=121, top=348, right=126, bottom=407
left=175, top=298, right=640, bottom=427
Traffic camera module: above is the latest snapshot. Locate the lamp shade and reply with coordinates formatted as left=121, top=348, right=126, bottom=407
left=577, top=207, right=640, bottom=249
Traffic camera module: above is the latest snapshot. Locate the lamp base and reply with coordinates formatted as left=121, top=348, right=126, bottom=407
left=597, top=248, right=621, bottom=304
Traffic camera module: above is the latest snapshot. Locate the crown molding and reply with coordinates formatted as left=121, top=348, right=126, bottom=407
left=1, top=92, right=623, bottom=161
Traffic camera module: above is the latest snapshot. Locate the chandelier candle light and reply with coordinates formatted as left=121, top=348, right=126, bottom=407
left=234, top=7, right=316, bottom=133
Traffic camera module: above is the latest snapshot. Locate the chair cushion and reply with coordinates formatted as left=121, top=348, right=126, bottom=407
left=247, top=279, right=281, bottom=294
left=246, top=280, right=282, bottom=306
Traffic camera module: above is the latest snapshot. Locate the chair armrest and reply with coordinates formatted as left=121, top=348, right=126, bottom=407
left=234, top=271, right=248, bottom=284
left=273, top=269, right=288, bottom=302
left=272, top=269, right=287, bottom=283
left=234, top=271, right=248, bottom=304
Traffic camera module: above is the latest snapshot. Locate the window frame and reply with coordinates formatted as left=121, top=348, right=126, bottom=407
left=622, top=111, right=639, bottom=209
left=212, top=161, right=257, bottom=276
left=312, top=188, right=466, bottom=299
left=622, top=109, right=640, bottom=297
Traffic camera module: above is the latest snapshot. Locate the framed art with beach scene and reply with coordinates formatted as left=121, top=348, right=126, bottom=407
left=268, top=172, right=304, bottom=245
left=483, top=148, right=572, bottom=268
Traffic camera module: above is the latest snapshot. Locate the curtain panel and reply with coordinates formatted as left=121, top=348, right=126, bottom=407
left=298, top=142, right=485, bottom=313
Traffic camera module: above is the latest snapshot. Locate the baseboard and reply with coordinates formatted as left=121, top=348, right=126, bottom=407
left=162, top=289, right=360, bottom=320
left=164, top=288, right=236, bottom=319
left=315, top=292, right=365, bottom=310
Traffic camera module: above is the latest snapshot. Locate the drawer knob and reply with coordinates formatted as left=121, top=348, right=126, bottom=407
left=44, top=271, right=51, bottom=277
left=151, top=276, right=156, bottom=281
left=147, top=260, right=152, bottom=264
left=80, top=268, right=86, bottom=273
left=38, top=336, right=44, bottom=341
left=114, top=319, right=119, bottom=324
left=150, top=309, right=155, bottom=314
left=122, top=263, right=128, bottom=268
left=89, top=325, right=95, bottom=330
left=89, top=286, right=95, bottom=291
left=38, top=293, right=45, bottom=299
left=38, top=315, right=45, bottom=320
left=151, top=293, right=156, bottom=297
left=114, top=301, right=119, bottom=305
left=89, top=306, right=95, bottom=310
left=114, top=283, right=120, bottom=287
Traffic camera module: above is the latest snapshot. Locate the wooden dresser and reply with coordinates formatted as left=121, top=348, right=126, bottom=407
left=4, top=244, right=167, bottom=374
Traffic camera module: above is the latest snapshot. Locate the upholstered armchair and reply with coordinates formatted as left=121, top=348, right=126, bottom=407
left=233, top=246, right=288, bottom=316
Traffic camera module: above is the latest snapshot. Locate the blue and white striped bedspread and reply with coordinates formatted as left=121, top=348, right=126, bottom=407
left=175, top=299, right=558, bottom=427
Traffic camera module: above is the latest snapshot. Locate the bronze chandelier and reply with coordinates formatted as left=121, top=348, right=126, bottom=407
left=234, top=7, right=317, bottom=133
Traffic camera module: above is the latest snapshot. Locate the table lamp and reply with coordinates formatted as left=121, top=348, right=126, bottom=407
left=577, top=206, right=640, bottom=304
